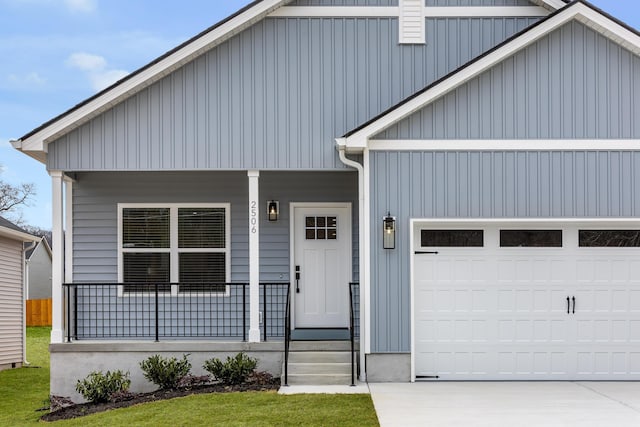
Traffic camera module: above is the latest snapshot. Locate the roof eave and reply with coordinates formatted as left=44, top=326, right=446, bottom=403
left=0, top=226, right=40, bottom=243
left=18, top=0, right=291, bottom=164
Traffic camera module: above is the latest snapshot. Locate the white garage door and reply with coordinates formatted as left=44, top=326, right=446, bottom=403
left=413, top=223, right=640, bottom=380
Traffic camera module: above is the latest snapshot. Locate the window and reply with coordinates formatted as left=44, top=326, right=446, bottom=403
left=119, top=204, right=230, bottom=293
left=579, top=230, right=640, bottom=247
left=500, top=230, right=563, bottom=247
left=305, top=216, right=337, bottom=240
left=420, top=230, right=484, bottom=247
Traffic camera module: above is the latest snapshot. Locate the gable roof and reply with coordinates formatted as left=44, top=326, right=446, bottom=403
left=13, top=0, right=565, bottom=164
left=0, top=217, right=39, bottom=243
left=339, top=0, right=640, bottom=149
left=25, top=237, right=52, bottom=261
left=14, top=0, right=292, bottom=163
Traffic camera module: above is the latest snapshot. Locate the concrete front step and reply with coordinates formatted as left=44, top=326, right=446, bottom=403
left=288, top=351, right=352, bottom=364
left=289, top=340, right=355, bottom=352
left=283, top=341, right=357, bottom=385
left=286, top=373, right=353, bottom=386
left=288, top=362, right=351, bottom=375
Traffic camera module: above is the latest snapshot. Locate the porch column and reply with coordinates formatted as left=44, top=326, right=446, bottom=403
left=248, top=170, right=261, bottom=342
left=50, top=171, right=65, bottom=343
left=64, top=177, right=74, bottom=284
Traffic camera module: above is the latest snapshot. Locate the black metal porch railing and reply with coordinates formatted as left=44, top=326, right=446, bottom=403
left=63, top=283, right=289, bottom=342
left=283, top=284, right=292, bottom=386
left=350, top=282, right=360, bottom=339
left=349, top=282, right=359, bottom=386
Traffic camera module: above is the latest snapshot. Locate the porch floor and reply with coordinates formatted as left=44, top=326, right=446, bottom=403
left=290, top=328, right=350, bottom=341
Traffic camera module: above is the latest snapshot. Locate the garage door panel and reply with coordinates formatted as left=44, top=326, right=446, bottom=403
left=414, top=223, right=640, bottom=381
left=629, top=291, right=640, bottom=311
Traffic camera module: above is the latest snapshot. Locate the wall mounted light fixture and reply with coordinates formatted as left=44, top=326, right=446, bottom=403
left=383, top=212, right=396, bottom=249
left=267, top=201, right=279, bottom=221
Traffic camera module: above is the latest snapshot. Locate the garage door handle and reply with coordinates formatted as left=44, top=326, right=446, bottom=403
left=567, top=297, right=570, bottom=314
left=572, top=296, right=576, bottom=314
left=415, top=251, right=439, bottom=255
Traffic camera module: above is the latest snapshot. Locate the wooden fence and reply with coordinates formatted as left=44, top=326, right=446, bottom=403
left=26, top=299, right=52, bottom=326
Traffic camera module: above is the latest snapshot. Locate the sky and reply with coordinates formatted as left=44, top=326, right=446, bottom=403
left=0, top=0, right=639, bottom=229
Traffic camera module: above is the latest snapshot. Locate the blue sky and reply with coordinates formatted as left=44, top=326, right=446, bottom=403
left=0, top=0, right=638, bottom=229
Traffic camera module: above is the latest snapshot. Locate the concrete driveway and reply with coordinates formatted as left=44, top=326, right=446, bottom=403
left=369, top=382, right=640, bottom=427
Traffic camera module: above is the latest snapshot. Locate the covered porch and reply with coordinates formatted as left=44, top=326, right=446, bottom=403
left=50, top=170, right=361, bottom=344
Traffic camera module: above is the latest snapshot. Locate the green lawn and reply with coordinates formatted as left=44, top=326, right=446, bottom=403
left=0, top=327, right=379, bottom=426
left=0, top=326, right=51, bottom=426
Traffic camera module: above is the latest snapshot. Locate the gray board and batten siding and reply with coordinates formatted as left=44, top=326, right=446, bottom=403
left=47, top=16, right=541, bottom=171
left=71, top=171, right=358, bottom=284
left=370, top=150, right=640, bottom=353
left=374, top=21, right=640, bottom=140
left=368, top=20, right=640, bottom=353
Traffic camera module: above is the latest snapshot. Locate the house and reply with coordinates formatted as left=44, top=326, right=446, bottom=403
left=11, top=0, right=640, bottom=398
left=0, top=217, right=39, bottom=371
left=25, top=237, right=52, bottom=301
left=24, top=237, right=53, bottom=326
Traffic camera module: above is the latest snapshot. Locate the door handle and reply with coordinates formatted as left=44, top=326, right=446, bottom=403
left=572, top=296, right=576, bottom=314
left=295, top=266, right=301, bottom=294
left=567, top=296, right=570, bottom=314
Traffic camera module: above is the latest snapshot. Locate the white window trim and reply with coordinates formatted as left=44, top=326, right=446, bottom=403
left=117, top=203, right=231, bottom=297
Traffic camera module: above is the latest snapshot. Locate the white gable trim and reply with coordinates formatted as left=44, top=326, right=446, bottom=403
left=268, top=6, right=547, bottom=18
left=342, top=2, right=640, bottom=149
left=18, top=0, right=289, bottom=158
left=368, top=139, right=640, bottom=151
left=532, top=0, right=567, bottom=11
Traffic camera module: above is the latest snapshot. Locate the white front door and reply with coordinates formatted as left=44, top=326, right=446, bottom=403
left=293, top=205, right=351, bottom=328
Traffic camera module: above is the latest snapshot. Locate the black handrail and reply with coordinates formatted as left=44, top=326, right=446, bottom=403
left=283, top=284, right=291, bottom=386
left=349, top=282, right=356, bottom=386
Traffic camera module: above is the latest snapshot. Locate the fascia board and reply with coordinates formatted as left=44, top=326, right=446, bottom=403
left=344, top=3, right=640, bottom=148
left=19, top=0, right=287, bottom=155
left=0, top=226, right=40, bottom=243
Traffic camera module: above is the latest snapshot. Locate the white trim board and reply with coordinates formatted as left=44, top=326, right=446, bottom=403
left=269, top=6, right=547, bottom=18
left=343, top=2, right=640, bottom=149
left=368, top=139, right=640, bottom=151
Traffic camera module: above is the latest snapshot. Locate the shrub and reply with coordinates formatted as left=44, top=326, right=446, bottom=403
left=203, top=353, right=258, bottom=385
left=140, top=354, right=192, bottom=390
left=75, top=370, right=131, bottom=403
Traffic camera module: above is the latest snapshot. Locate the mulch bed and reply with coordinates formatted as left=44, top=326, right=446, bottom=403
left=41, top=380, right=280, bottom=422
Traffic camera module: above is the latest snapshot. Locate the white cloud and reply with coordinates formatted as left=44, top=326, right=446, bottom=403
left=63, top=0, right=97, bottom=13
left=66, top=52, right=106, bottom=71
left=8, top=71, right=46, bottom=86
left=3, top=0, right=97, bottom=13
left=66, top=51, right=129, bottom=92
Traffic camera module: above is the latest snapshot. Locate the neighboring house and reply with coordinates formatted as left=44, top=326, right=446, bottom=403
left=0, top=217, right=39, bottom=371
left=11, top=0, right=640, bottom=398
left=25, top=237, right=52, bottom=301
